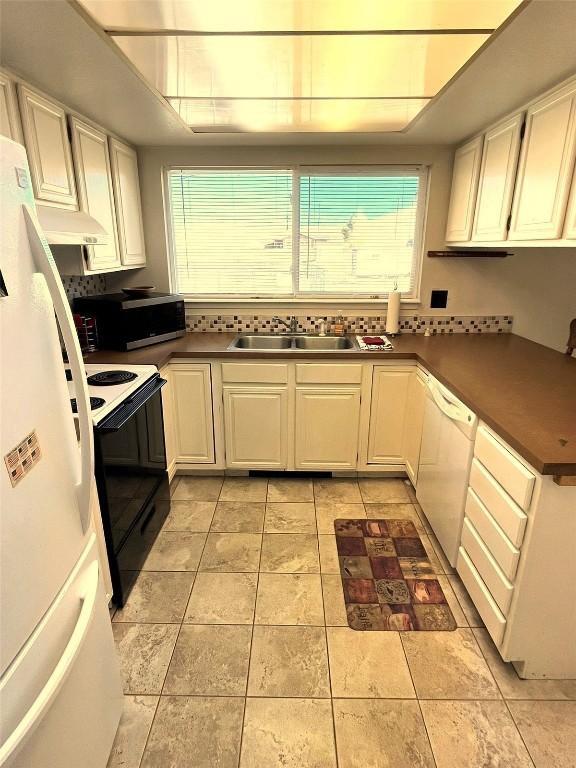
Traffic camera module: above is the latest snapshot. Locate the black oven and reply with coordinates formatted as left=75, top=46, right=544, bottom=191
left=93, top=373, right=170, bottom=606
left=74, top=292, right=186, bottom=350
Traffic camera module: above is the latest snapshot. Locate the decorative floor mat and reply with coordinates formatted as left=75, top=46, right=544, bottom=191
left=335, top=519, right=457, bottom=631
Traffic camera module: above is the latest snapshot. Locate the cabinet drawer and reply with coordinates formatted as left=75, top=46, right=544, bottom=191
left=295, top=364, right=363, bottom=384
left=461, top=518, right=514, bottom=615
left=221, top=363, right=288, bottom=384
left=465, top=488, right=521, bottom=580
left=457, top=547, right=506, bottom=647
left=470, top=459, right=528, bottom=547
left=474, top=426, right=535, bottom=510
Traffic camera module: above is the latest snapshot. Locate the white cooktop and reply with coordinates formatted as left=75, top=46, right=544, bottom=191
left=67, top=363, right=158, bottom=425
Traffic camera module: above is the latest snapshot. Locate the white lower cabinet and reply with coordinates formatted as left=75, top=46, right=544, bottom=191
left=223, top=386, right=288, bottom=469
left=159, top=366, right=176, bottom=477
left=170, top=364, right=215, bottom=464
left=367, top=366, right=413, bottom=464
left=402, top=369, right=427, bottom=484
left=294, top=388, right=361, bottom=470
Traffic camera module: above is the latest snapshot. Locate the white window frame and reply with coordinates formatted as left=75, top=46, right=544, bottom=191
left=165, top=164, right=428, bottom=305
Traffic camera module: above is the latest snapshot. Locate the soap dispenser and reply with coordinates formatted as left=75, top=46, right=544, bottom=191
left=333, top=311, right=345, bottom=336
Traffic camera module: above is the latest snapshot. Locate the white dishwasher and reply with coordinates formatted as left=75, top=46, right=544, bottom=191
left=416, top=376, right=478, bottom=567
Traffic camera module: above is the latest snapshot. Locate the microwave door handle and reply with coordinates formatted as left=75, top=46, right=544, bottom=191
left=22, top=205, right=94, bottom=533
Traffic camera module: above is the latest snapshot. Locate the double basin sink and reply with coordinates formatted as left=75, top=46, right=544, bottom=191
left=228, top=334, right=357, bottom=351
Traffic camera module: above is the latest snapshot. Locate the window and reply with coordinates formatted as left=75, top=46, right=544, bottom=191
left=168, top=166, right=427, bottom=299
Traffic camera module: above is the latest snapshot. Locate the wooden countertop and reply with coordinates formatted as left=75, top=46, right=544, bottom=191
left=86, top=333, right=576, bottom=476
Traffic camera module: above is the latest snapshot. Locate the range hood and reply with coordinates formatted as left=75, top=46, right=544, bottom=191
left=36, top=204, right=109, bottom=246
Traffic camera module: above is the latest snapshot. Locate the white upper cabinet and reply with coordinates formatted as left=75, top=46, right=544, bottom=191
left=563, top=165, right=576, bottom=239
left=509, top=81, right=576, bottom=240
left=0, top=73, right=22, bottom=143
left=69, top=117, right=121, bottom=271
left=472, top=113, right=524, bottom=242
left=109, top=138, right=146, bottom=266
left=445, top=136, right=483, bottom=242
left=17, top=85, right=77, bottom=209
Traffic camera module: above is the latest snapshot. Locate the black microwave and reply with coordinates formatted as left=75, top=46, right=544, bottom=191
left=74, top=292, right=186, bottom=350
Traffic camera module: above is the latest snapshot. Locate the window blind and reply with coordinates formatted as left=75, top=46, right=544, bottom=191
left=298, top=171, right=422, bottom=295
left=169, top=168, right=293, bottom=295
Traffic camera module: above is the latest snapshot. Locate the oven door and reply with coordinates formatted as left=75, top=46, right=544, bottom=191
left=93, top=375, right=170, bottom=605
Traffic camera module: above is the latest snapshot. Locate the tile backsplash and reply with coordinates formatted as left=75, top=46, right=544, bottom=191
left=61, top=275, right=106, bottom=303
left=185, top=312, right=513, bottom=335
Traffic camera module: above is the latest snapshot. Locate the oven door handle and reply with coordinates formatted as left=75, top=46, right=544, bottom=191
left=97, top=377, right=166, bottom=433
left=23, top=205, right=94, bottom=534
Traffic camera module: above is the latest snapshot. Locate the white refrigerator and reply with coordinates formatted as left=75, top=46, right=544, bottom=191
left=0, top=137, right=122, bottom=766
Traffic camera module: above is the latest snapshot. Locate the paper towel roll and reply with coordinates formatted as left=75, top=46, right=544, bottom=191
left=386, top=290, right=401, bottom=335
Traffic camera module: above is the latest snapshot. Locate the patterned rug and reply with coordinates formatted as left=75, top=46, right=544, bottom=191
left=335, top=519, right=457, bottom=631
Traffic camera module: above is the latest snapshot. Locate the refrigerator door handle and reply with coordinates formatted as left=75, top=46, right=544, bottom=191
left=0, top=560, right=100, bottom=765
left=22, top=205, right=94, bottom=533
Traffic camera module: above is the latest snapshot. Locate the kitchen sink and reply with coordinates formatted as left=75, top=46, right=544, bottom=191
left=228, top=334, right=357, bottom=351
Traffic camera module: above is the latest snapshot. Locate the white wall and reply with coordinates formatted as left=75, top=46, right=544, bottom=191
left=107, top=144, right=576, bottom=353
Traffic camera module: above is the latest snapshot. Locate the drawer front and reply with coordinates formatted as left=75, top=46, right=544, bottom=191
left=469, top=459, right=528, bottom=547
left=474, top=426, right=535, bottom=510
left=221, top=363, right=289, bottom=384
left=295, top=364, right=363, bottom=384
left=457, top=547, right=506, bottom=647
left=465, top=488, right=521, bottom=580
left=461, top=518, right=514, bottom=615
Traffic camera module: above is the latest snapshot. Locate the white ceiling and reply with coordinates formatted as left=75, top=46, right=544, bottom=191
left=1, top=0, right=576, bottom=145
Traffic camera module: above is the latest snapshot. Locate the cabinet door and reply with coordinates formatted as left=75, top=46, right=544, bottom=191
left=171, top=364, right=215, bottom=464
left=295, top=388, right=360, bottom=470
left=0, top=73, right=22, bottom=142
left=402, top=371, right=427, bottom=485
left=472, top=113, right=524, bottom=242
left=17, top=85, right=77, bottom=208
left=223, top=387, right=288, bottom=469
left=563, top=165, right=576, bottom=238
left=509, top=81, right=576, bottom=240
left=109, top=137, right=146, bottom=266
left=70, top=117, right=121, bottom=271
left=368, top=367, right=412, bottom=464
left=445, top=136, right=483, bottom=242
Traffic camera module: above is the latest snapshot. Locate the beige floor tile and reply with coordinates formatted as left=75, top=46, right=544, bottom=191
left=264, top=502, right=317, bottom=533
left=413, top=500, right=433, bottom=533
left=421, top=700, right=533, bottom=768
left=247, top=626, right=330, bottom=697
left=255, top=573, right=324, bottom=625
left=437, top=575, right=468, bottom=627
left=267, top=478, right=314, bottom=502
left=334, top=699, right=435, bottom=768
left=427, top=531, right=457, bottom=574
left=164, top=624, right=252, bottom=695
left=107, top=695, right=158, bottom=768
left=473, top=628, right=576, bottom=700
left=359, top=477, right=411, bottom=503
left=121, top=531, right=206, bottom=571
left=401, top=628, right=500, bottom=699
left=172, top=476, right=223, bottom=501
left=260, top=534, right=320, bottom=573
left=240, top=698, right=337, bottom=768
left=220, top=477, right=268, bottom=502
left=318, top=534, right=340, bottom=573
left=199, top=533, right=262, bottom=572
left=509, top=700, right=576, bottom=768
left=327, top=626, right=415, bottom=698
left=112, top=624, right=179, bottom=695
left=184, top=572, right=257, bottom=624
left=419, top=534, right=445, bottom=574
left=363, top=502, right=427, bottom=534
left=315, top=502, right=366, bottom=534
left=314, top=478, right=362, bottom=503
left=210, top=501, right=266, bottom=532
left=161, top=500, right=216, bottom=532
left=141, top=696, right=244, bottom=768
left=113, top=572, right=195, bottom=623
left=321, top=575, right=347, bottom=626
left=448, top=575, right=484, bottom=627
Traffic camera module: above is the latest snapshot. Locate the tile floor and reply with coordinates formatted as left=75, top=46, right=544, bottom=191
left=108, top=476, right=576, bottom=768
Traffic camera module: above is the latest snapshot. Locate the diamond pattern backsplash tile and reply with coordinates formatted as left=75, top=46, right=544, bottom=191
left=61, top=275, right=106, bottom=303
left=185, top=312, right=513, bottom=335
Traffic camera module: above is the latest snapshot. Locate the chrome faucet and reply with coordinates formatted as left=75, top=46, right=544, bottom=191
left=273, top=315, right=299, bottom=333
